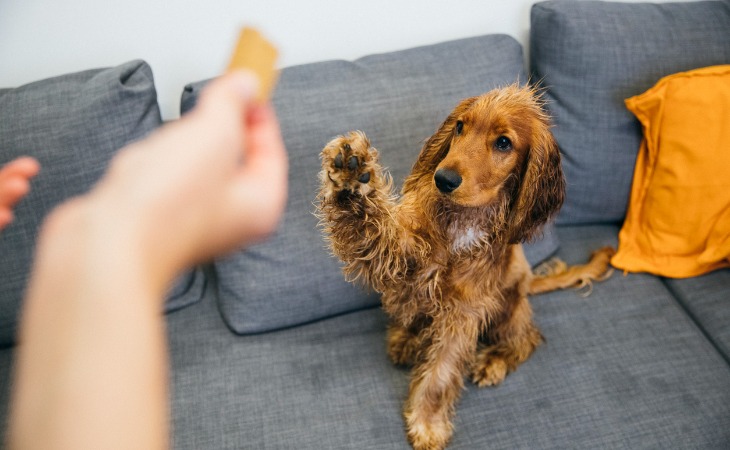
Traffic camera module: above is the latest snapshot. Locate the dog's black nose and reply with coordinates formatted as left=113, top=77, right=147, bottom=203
left=434, top=169, right=462, bottom=193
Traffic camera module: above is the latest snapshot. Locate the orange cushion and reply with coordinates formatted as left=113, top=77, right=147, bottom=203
left=611, top=65, right=730, bottom=278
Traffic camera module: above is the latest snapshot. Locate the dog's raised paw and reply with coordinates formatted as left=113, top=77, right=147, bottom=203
left=321, top=130, right=378, bottom=196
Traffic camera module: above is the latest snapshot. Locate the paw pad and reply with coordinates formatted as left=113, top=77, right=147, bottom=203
left=321, top=131, right=376, bottom=194
left=347, top=155, right=359, bottom=170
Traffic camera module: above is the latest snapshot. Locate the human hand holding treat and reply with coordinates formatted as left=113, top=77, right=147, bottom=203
left=9, top=28, right=287, bottom=450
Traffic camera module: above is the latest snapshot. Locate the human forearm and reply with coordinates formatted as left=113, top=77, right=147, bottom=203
left=8, top=203, right=170, bottom=450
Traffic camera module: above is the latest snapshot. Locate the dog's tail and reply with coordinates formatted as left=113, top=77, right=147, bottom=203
left=530, top=247, right=615, bottom=296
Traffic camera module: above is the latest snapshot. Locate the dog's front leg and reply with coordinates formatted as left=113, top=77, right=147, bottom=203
left=404, top=314, right=479, bottom=450
left=317, top=131, right=409, bottom=293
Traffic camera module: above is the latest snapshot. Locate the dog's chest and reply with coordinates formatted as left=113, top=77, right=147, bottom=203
left=450, top=226, right=487, bottom=252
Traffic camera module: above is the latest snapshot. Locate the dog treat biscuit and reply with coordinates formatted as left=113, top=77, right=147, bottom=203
left=227, top=27, right=279, bottom=101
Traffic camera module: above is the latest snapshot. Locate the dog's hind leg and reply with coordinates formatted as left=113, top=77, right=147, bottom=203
left=529, top=246, right=615, bottom=295
left=387, top=322, right=422, bottom=367
left=471, top=295, right=543, bottom=387
left=387, top=313, right=433, bottom=367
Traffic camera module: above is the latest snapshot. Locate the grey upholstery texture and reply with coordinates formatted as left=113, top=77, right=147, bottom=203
left=0, top=225, right=726, bottom=447
left=664, top=270, right=730, bottom=362
left=530, top=0, right=730, bottom=224
left=0, top=61, right=203, bottom=347
left=156, top=225, right=728, bottom=448
left=181, top=34, right=560, bottom=336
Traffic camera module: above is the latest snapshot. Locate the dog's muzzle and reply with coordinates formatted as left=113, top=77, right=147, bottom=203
left=434, top=168, right=462, bottom=194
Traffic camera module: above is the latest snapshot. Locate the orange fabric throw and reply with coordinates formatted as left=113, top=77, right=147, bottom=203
left=612, top=65, right=730, bottom=278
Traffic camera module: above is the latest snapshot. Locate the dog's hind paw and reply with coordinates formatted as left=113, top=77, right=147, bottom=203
left=387, top=324, right=421, bottom=367
left=471, top=355, right=508, bottom=387
left=320, top=130, right=379, bottom=198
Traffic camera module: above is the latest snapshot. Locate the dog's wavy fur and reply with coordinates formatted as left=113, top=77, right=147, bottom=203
left=316, top=84, right=613, bottom=450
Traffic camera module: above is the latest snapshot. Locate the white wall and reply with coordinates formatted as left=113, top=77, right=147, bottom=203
left=0, top=0, right=700, bottom=120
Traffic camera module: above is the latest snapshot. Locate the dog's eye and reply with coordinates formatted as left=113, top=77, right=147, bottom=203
left=494, top=136, right=512, bottom=152
left=455, top=120, right=464, bottom=136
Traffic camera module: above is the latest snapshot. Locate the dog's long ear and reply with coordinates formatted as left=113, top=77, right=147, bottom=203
left=509, top=116, right=565, bottom=243
left=403, top=96, right=478, bottom=194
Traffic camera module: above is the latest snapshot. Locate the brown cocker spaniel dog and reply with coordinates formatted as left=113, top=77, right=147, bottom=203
left=317, top=85, right=613, bottom=450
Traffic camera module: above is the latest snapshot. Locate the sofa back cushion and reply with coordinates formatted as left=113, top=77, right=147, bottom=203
left=530, top=0, right=730, bottom=224
left=182, top=34, right=560, bottom=335
left=0, top=61, right=203, bottom=347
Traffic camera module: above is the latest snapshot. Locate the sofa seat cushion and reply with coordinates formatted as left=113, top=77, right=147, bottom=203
left=664, top=270, right=730, bottom=362
left=147, top=225, right=730, bottom=449
left=530, top=0, right=730, bottom=224
left=0, top=61, right=204, bottom=347
left=180, top=34, right=559, bottom=336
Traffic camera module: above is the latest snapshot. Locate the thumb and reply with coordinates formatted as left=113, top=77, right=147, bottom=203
left=225, top=104, right=288, bottom=246
left=195, top=70, right=260, bottom=124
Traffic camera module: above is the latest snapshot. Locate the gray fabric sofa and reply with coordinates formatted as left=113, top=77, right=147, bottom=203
left=1, top=1, right=729, bottom=448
